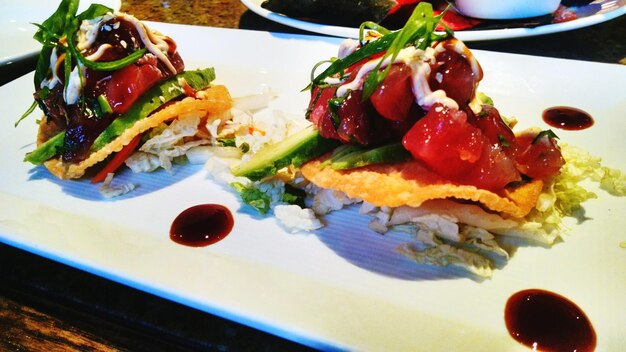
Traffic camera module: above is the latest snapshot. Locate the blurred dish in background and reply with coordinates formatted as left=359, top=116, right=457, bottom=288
left=242, top=0, right=625, bottom=41
left=0, top=0, right=121, bottom=65
left=454, top=0, right=562, bottom=19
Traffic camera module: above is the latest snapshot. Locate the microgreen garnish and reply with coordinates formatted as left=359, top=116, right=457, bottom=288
left=231, top=182, right=271, bottom=214
left=32, top=0, right=140, bottom=88
left=15, top=101, right=38, bottom=127
left=362, top=3, right=450, bottom=100
left=476, top=92, right=494, bottom=106
left=310, top=58, right=337, bottom=84
left=359, top=21, right=391, bottom=44
left=506, top=174, right=532, bottom=188
left=61, top=0, right=80, bottom=96
left=498, top=134, right=510, bottom=147
left=32, top=23, right=62, bottom=47
left=306, top=3, right=451, bottom=100
left=32, top=0, right=77, bottom=86
left=282, top=184, right=307, bottom=207
left=72, top=44, right=147, bottom=71
left=328, top=96, right=345, bottom=127
left=217, top=137, right=237, bottom=147
left=32, top=0, right=106, bottom=92
left=533, top=130, right=560, bottom=144
left=307, top=32, right=397, bottom=91
left=23, top=0, right=151, bottom=128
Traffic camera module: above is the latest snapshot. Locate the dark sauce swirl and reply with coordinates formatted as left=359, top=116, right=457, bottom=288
left=170, top=204, right=234, bottom=247
left=505, top=289, right=596, bottom=352
left=542, top=106, right=594, bottom=131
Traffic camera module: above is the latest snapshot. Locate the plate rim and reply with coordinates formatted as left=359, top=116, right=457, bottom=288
left=1, top=23, right=625, bottom=351
left=240, top=0, right=626, bottom=41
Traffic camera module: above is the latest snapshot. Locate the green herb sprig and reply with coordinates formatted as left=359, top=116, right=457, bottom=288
left=361, top=3, right=450, bottom=100
left=306, top=3, right=451, bottom=100
left=533, top=130, right=560, bottom=144
left=19, top=0, right=149, bottom=127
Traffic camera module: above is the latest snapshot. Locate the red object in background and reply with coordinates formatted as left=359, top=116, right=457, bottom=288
left=553, top=5, right=578, bottom=23
left=435, top=10, right=483, bottom=31
left=385, top=1, right=482, bottom=31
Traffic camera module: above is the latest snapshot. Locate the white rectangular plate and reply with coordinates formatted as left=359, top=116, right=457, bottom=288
left=0, top=0, right=121, bottom=65
left=1, top=24, right=625, bottom=351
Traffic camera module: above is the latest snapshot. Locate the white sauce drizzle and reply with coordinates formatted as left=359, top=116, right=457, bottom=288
left=337, top=39, right=359, bottom=59
left=64, top=66, right=84, bottom=104
left=51, top=12, right=178, bottom=105
left=41, top=48, right=61, bottom=90
left=77, top=14, right=114, bottom=51
left=116, top=13, right=177, bottom=75
left=325, top=37, right=482, bottom=111
left=84, top=43, right=113, bottom=61
left=433, top=39, right=482, bottom=80
left=327, top=45, right=458, bottom=110
left=408, top=58, right=457, bottom=110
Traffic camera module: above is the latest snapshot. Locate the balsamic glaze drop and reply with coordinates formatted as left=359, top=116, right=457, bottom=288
left=542, top=106, right=594, bottom=131
left=505, top=289, right=596, bottom=352
left=170, top=204, right=234, bottom=247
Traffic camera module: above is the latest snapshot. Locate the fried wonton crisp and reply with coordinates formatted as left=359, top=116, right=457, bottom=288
left=301, top=156, right=543, bottom=218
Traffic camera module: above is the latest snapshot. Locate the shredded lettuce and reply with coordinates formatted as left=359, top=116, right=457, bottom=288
left=390, top=218, right=506, bottom=278
left=98, top=173, right=135, bottom=198
left=559, top=144, right=626, bottom=197
left=274, top=204, right=323, bottom=232
left=476, top=92, right=494, bottom=106
left=212, top=138, right=625, bottom=278
left=524, top=144, right=623, bottom=232
left=494, top=144, right=624, bottom=247
left=202, top=88, right=626, bottom=278
left=462, top=226, right=509, bottom=259
left=123, top=113, right=208, bottom=172
left=231, top=182, right=272, bottom=214
left=398, top=242, right=494, bottom=278
left=125, top=151, right=161, bottom=173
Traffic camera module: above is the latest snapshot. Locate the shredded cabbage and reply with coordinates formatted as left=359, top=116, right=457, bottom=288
left=98, top=173, right=135, bottom=198
left=274, top=204, right=323, bottom=232
left=209, top=138, right=624, bottom=278
left=398, top=242, right=494, bottom=278
left=201, top=90, right=626, bottom=278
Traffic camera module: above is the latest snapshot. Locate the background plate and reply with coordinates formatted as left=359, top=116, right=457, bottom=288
left=0, top=0, right=121, bottom=65
left=241, top=0, right=626, bottom=41
left=1, top=24, right=625, bottom=350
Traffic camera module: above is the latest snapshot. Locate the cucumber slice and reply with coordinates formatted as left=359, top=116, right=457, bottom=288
left=231, top=125, right=339, bottom=181
left=331, top=142, right=411, bottom=170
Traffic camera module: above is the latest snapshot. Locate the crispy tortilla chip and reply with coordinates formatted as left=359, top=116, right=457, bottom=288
left=40, top=85, right=232, bottom=179
left=301, top=156, right=543, bottom=218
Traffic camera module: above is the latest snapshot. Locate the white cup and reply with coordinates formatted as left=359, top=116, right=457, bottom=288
left=454, top=0, right=562, bottom=19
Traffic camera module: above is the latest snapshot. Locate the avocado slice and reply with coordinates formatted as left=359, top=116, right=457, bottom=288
left=23, top=131, right=65, bottom=164
left=24, top=69, right=215, bottom=165
left=231, top=125, right=340, bottom=181
left=91, top=68, right=215, bottom=151
left=330, top=142, right=411, bottom=170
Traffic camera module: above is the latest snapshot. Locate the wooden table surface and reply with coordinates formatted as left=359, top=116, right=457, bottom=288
left=1, top=1, right=625, bottom=351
